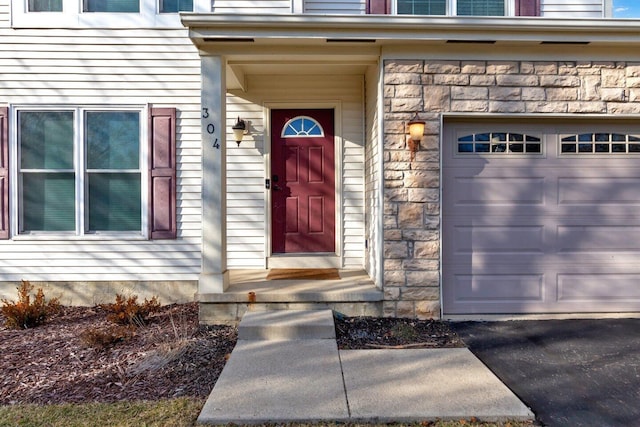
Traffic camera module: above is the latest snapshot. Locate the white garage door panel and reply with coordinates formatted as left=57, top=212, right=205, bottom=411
left=443, top=121, right=640, bottom=314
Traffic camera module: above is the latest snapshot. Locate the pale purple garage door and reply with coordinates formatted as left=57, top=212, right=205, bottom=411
left=443, top=119, right=640, bottom=315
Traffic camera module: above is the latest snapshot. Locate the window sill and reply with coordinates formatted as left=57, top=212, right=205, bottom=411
left=11, top=234, right=148, bottom=241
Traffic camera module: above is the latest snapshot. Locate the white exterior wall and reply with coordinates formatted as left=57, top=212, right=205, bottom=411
left=0, top=28, right=202, bottom=282
left=0, top=0, right=9, bottom=27
left=364, top=64, right=382, bottom=287
left=541, top=0, right=604, bottom=18
left=226, top=74, right=366, bottom=269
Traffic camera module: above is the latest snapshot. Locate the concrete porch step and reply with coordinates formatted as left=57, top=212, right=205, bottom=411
left=238, top=309, right=336, bottom=340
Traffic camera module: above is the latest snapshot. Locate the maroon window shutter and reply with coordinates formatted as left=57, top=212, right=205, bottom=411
left=367, top=0, right=391, bottom=14
left=0, top=107, right=8, bottom=240
left=149, top=107, right=177, bottom=239
left=515, top=0, right=540, bottom=16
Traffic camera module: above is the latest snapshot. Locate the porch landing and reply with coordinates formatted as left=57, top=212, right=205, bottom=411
left=198, top=269, right=383, bottom=324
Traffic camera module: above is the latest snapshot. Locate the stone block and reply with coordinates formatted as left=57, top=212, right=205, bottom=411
left=385, top=179, right=404, bottom=188
left=461, top=61, right=486, bottom=74
left=402, top=229, right=438, bottom=241
left=451, top=100, right=489, bottom=112
left=405, top=270, right=440, bottom=287
left=415, top=301, right=441, bottom=320
left=398, top=203, right=424, bottom=227
left=607, top=102, right=640, bottom=114
left=395, top=300, right=415, bottom=317
left=384, top=73, right=421, bottom=85
left=434, top=74, right=469, bottom=86
left=424, top=203, right=439, bottom=215
left=411, top=161, right=440, bottom=170
left=626, top=65, right=640, bottom=77
left=520, top=61, right=535, bottom=74
left=414, top=241, right=439, bottom=258
left=627, top=77, right=640, bottom=88
left=395, top=84, right=423, bottom=98
left=384, top=259, right=403, bottom=270
left=385, top=60, right=423, bottom=73
left=424, top=60, right=461, bottom=74
left=384, top=170, right=403, bottom=180
left=421, top=134, right=439, bottom=150
left=451, top=86, right=488, bottom=100
left=601, top=88, right=626, bottom=101
left=496, top=75, right=539, bottom=87
left=384, top=215, right=398, bottom=227
left=384, top=229, right=402, bottom=240
left=384, top=287, right=401, bottom=300
left=384, top=188, right=408, bottom=202
left=546, top=88, right=579, bottom=101
left=533, top=62, right=558, bottom=74
left=391, top=98, right=423, bottom=112
left=521, top=87, right=546, bottom=101
left=525, top=101, right=568, bottom=113
left=423, top=85, right=451, bottom=112
left=470, top=75, right=496, bottom=86
left=540, top=75, right=580, bottom=87
left=385, top=161, right=411, bottom=171
left=384, top=204, right=398, bottom=215
left=489, top=101, right=526, bottom=113
left=401, top=287, right=440, bottom=300
left=384, top=134, right=408, bottom=150
left=384, top=270, right=405, bottom=286
left=489, top=87, right=521, bottom=100
left=580, top=75, right=601, bottom=101
left=486, top=61, right=519, bottom=74
left=425, top=215, right=440, bottom=230
left=402, top=259, right=439, bottom=271
left=567, top=102, right=607, bottom=113
left=403, top=170, right=439, bottom=188
left=408, top=188, right=439, bottom=202
left=601, top=69, right=625, bottom=87
left=384, top=241, right=409, bottom=259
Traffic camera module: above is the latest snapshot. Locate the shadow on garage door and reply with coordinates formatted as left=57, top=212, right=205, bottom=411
left=451, top=319, right=640, bottom=427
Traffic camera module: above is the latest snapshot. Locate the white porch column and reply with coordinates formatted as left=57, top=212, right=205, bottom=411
left=199, top=54, right=229, bottom=293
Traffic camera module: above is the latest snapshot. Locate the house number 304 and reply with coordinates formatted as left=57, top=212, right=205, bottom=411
left=202, top=108, right=220, bottom=149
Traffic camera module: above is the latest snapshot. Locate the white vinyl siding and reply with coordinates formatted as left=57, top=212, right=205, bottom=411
left=0, top=28, right=202, bottom=281
left=304, top=0, right=366, bottom=14
left=226, top=74, right=366, bottom=269
left=0, top=0, right=9, bottom=27
left=541, top=0, right=604, bottom=18
left=364, top=65, right=382, bottom=287
left=212, top=0, right=292, bottom=13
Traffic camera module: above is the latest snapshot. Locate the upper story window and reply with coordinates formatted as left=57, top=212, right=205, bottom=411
left=28, top=0, right=62, bottom=11
left=12, top=0, right=209, bottom=28
left=83, top=0, right=140, bottom=13
left=396, top=0, right=509, bottom=16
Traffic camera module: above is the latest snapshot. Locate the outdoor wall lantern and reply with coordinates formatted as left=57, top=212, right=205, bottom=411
left=232, top=117, right=248, bottom=146
left=407, top=115, right=425, bottom=161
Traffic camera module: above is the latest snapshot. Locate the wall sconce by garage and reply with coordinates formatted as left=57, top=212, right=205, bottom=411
left=407, top=115, right=425, bottom=161
left=231, top=117, right=248, bottom=146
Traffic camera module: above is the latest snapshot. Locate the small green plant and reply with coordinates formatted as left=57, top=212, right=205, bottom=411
left=80, top=325, right=134, bottom=350
left=101, top=294, right=161, bottom=326
left=1, top=280, right=61, bottom=329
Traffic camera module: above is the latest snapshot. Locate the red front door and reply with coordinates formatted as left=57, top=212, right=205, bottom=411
left=271, top=109, right=335, bottom=254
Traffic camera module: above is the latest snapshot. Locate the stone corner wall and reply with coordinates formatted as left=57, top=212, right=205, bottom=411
left=381, top=58, right=640, bottom=319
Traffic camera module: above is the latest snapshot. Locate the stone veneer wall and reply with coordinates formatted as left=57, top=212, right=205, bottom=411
left=382, top=59, right=640, bottom=319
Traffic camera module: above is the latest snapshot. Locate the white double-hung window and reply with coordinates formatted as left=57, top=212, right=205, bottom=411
left=396, top=0, right=510, bottom=16
left=16, top=108, right=145, bottom=236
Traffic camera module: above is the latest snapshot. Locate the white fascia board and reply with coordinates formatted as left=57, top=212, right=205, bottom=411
left=181, top=13, right=640, bottom=45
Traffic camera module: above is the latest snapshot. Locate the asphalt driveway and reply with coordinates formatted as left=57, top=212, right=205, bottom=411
left=451, top=319, right=640, bottom=427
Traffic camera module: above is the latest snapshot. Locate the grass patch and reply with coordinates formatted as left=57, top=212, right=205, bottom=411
left=0, top=398, right=202, bottom=427
left=0, top=399, right=535, bottom=427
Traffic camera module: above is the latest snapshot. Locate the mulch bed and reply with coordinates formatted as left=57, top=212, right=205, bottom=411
left=1, top=303, right=464, bottom=405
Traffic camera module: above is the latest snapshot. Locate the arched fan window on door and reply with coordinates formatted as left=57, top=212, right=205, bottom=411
left=281, top=116, right=324, bottom=138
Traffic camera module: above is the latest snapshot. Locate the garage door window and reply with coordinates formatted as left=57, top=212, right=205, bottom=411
left=457, top=132, right=541, bottom=154
left=561, top=133, right=640, bottom=154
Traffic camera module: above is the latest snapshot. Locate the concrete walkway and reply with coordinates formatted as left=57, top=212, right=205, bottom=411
left=198, top=310, right=533, bottom=425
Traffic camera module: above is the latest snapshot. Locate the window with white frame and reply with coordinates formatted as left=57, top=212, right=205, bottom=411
left=17, top=108, right=144, bottom=235
left=396, top=0, right=508, bottom=16
left=12, top=0, right=208, bottom=28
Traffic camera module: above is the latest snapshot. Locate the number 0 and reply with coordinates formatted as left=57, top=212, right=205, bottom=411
left=207, top=123, right=215, bottom=134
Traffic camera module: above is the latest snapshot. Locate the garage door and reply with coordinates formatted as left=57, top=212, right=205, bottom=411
left=443, top=119, right=640, bottom=314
